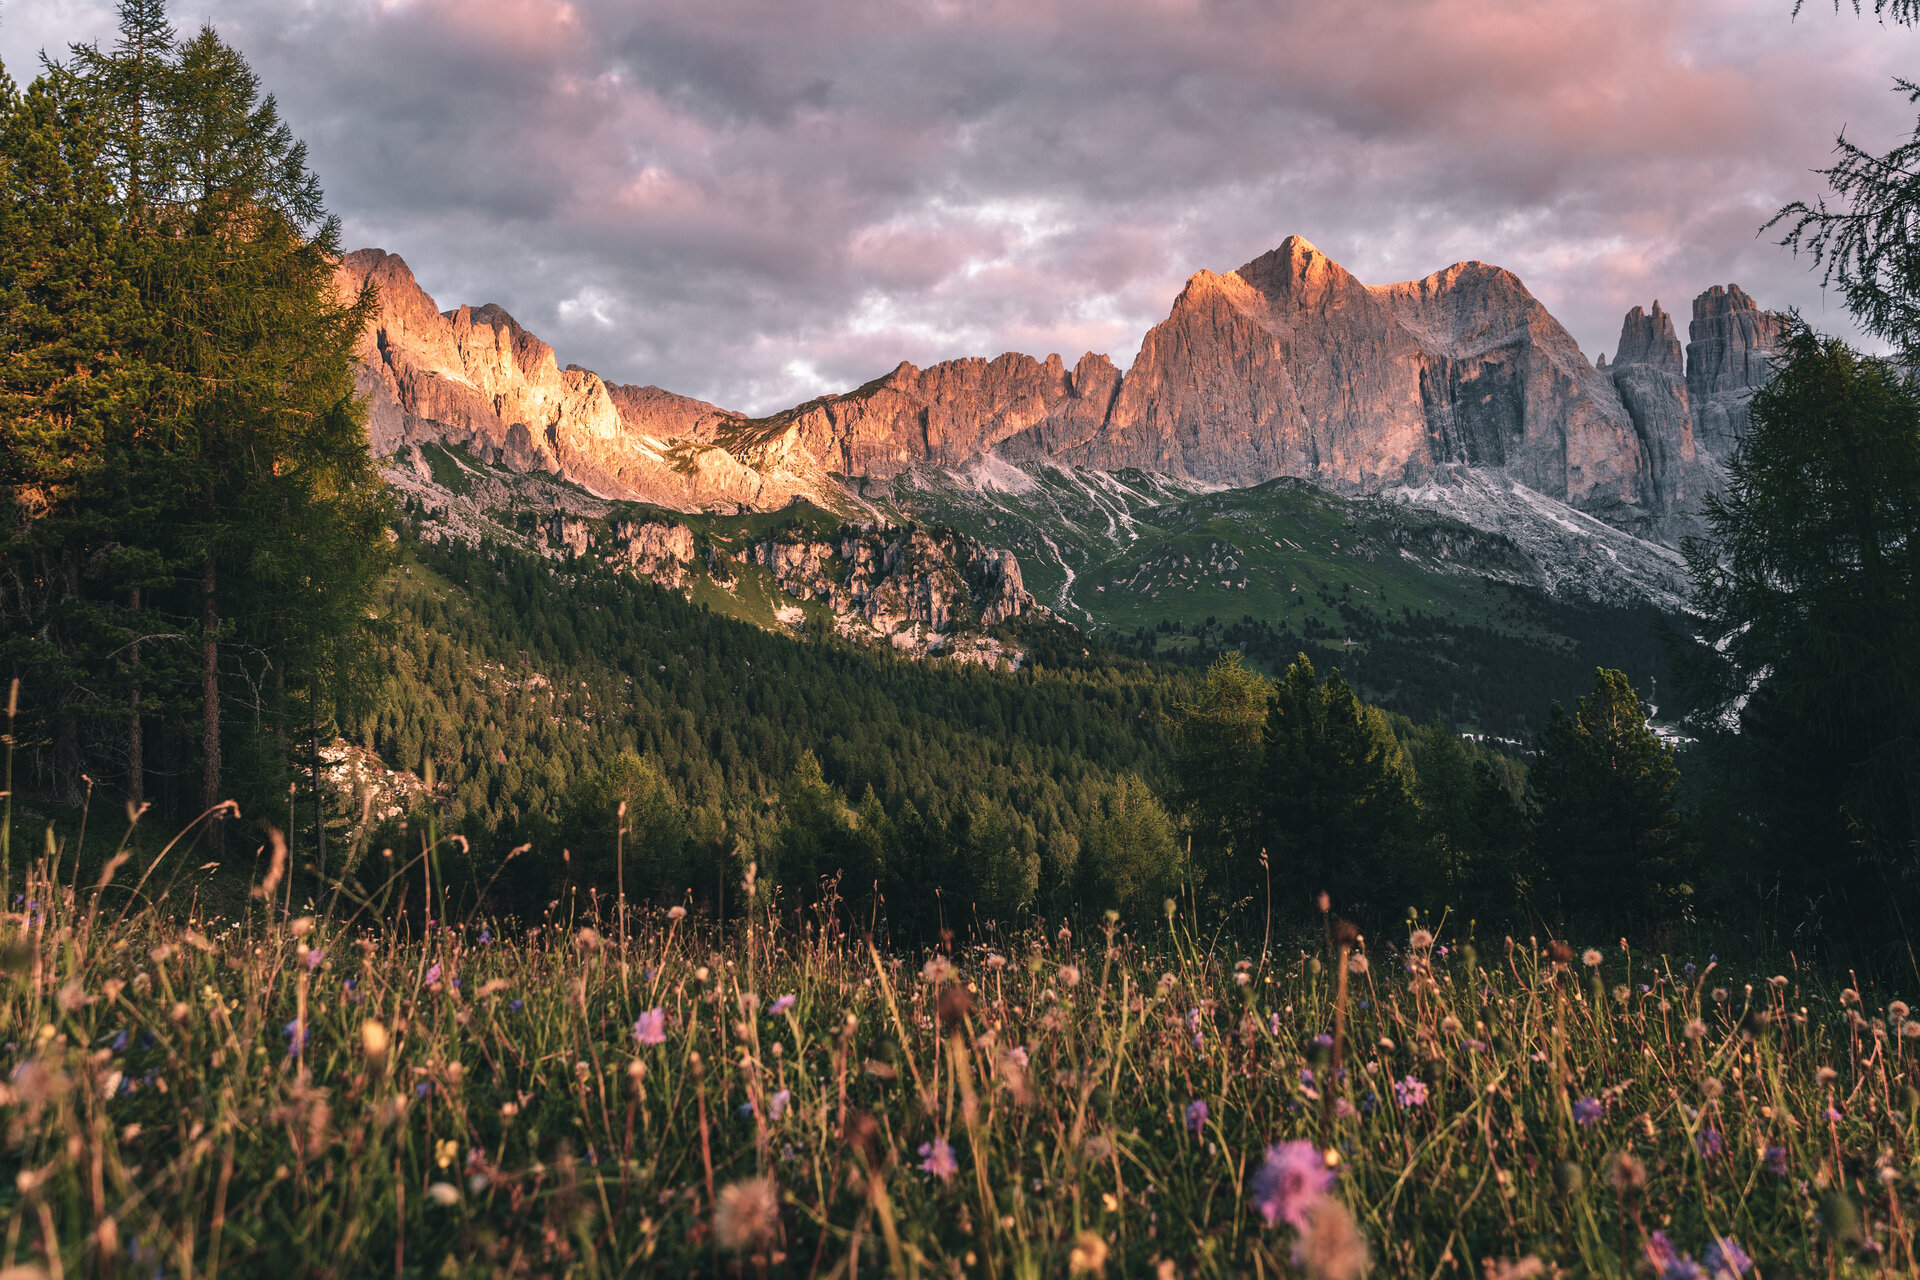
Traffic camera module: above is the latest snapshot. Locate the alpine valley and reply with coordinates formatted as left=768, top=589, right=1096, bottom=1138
left=338, top=236, right=1786, bottom=737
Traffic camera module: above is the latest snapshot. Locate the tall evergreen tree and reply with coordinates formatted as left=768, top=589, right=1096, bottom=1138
left=1412, top=721, right=1532, bottom=928
left=1259, top=654, right=1417, bottom=919
left=4, top=4, right=387, bottom=847
left=1170, top=651, right=1269, bottom=900
left=1531, top=669, right=1686, bottom=934
left=1681, top=327, right=1920, bottom=943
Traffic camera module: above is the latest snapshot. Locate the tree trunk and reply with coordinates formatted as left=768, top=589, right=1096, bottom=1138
left=202, top=548, right=222, bottom=852
left=127, top=587, right=142, bottom=810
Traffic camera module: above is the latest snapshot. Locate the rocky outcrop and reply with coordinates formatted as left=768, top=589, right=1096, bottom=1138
left=746, top=525, right=1035, bottom=636
left=1686, top=284, right=1789, bottom=460
left=1593, top=286, right=1786, bottom=537
left=1000, top=238, right=1652, bottom=525
left=764, top=352, right=1121, bottom=478
left=336, top=249, right=842, bottom=512
left=1613, top=302, right=1684, bottom=373
left=610, top=520, right=698, bottom=587
left=1601, top=301, right=1707, bottom=535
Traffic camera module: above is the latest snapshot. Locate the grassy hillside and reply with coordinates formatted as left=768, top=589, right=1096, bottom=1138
left=880, top=468, right=1687, bottom=737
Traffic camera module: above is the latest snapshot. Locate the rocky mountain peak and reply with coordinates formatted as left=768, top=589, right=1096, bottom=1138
left=1612, top=302, right=1683, bottom=373
left=339, top=238, right=1788, bottom=555
left=1687, top=283, right=1788, bottom=401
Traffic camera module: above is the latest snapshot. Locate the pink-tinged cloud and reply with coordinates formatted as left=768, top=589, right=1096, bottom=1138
left=5, top=0, right=1917, bottom=412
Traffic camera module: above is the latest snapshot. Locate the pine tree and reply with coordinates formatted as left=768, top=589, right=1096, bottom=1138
left=1681, top=327, right=1920, bottom=942
left=1531, top=669, right=1686, bottom=934
left=1259, top=654, right=1417, bottom=919
left=1170, top=651, right=1269, bottom=899
left=1077, top=774, right=1182, bottom=916
left=0, top=57, right=162, bottom=807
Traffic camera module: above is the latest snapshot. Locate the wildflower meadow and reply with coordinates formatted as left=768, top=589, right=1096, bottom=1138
left=0, top=816, right=1912, bottom=1278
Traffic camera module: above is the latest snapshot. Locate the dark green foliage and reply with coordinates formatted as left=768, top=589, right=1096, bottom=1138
left=1681, top=328, right=1920, bottom=951
left=1169, top=652, right=1269, bottom=898
left=1, top=4, right=388, bottom=838
left=1259, top=655, right=1421, bottom=921
left=353, top=535, right=1181, bottom=939
left=1409, top=720, right=1533, bottom=929
left=1126, top=591, right=1683, bottom=742
left=1532, top=669, right=1687, bottom=935
left=1075, top=775, right=1184, bottom=915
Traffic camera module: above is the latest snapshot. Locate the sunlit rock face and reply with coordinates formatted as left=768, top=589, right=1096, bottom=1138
left=337, top=240, right=1785, bottom=548
left=336, top=249, right=841, bottom=511
left=1003, top=236, right=1652, bottom=526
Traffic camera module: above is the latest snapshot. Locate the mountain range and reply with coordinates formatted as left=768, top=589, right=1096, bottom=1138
left=337, top=235, right=1784, bottom=550
left=339, top=237, right=1784, bottom=730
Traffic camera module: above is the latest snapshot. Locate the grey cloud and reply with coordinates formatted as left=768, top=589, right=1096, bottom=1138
left=6, top=0, right=1920, bottom=413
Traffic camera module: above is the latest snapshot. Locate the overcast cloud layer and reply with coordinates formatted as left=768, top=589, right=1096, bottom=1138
left=7, top=0, right=1920, bottom=414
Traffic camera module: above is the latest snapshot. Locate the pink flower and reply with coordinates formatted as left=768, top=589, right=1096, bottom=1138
left=918, top=1138, right=958, bottom=1182
left=1249, top=1140, right=1334, bottom=1229
left=1185, top=1099, right=1210, bottom=1132
left=770, top=994, right=796, bottom=1016
left=1393, top=1075, right=1428, bottom=1109
left=632, top=1008, right=667, bottom=1046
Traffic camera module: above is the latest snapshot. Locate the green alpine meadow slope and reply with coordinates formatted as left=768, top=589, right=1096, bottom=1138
left=389, top=439, right=1690, bottom=739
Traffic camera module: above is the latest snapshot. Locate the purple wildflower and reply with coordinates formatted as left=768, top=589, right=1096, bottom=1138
left=1663, top=1261, right=1707, bottom=1280
left=633, top=1007, right=667, bottom=1046
left=1007, top=1046, right=1029, bottom=1067
left=414, top=1081, right=432, bottom=1098
left=1646, top=1231, right=1680, bottom=1272
left=918, top=1138, right=958, bottom=1182
left=1269, top=1012, right=1283, bottom=1036
left=305, top=949, right=325, bottom=970
left=281, top=1019, right=305, bottom=1057
left=1824, top=1106, right=1843, bottom=1123
left=508, top=999, right=524, bottom=1013
left=770, top=994, right=796, bottom=1016
left=1312, top=1033, right=1334, bottom=1049
left=769, top=1089, right=791, bottom=1121
left=1248, top=1139, right=1334, bottom=1229
left=1393, top=1075, right=1428, bottom=1109
left=1185, top=1099, right=1210, bottom=1132
left=110, top=1031, right=128, bottom=1053
left=1573, top=1096, right=1604, bottom=1127
left=1765, top=1144, right=1789, bottom=1176
left=1703, top=1237, right=1753, bottom=1277
left=1695, top=1126, right=1724, bottom=1159
left=478, top=929, right=492, bottom=945
left=423, top=963, right=442, bottom=987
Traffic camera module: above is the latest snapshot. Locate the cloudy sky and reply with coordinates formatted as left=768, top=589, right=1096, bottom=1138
left=7, top=0, right=1919, bottom=414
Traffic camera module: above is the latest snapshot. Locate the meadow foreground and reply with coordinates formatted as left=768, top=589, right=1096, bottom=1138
left=0, top=847, right=1908, bottom=1279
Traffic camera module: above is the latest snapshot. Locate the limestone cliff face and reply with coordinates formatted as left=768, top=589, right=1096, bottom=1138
left=342, top=239, right=1781, bottom=548
left=1601, top=301, right=1707, bottom=531
left=1686, top=284, right=1788, bottom=460
left=770, top=352, right=1120, bottom=478
left=744, top=526, right=1034, bottom=636
left=336, top=249, right=840, bottom=511
left=1005, top=237, right=1651, bottom=522
left=536, top=507, right=1035, bottom=661
left=1596, top=286, right=1787, bottom=535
